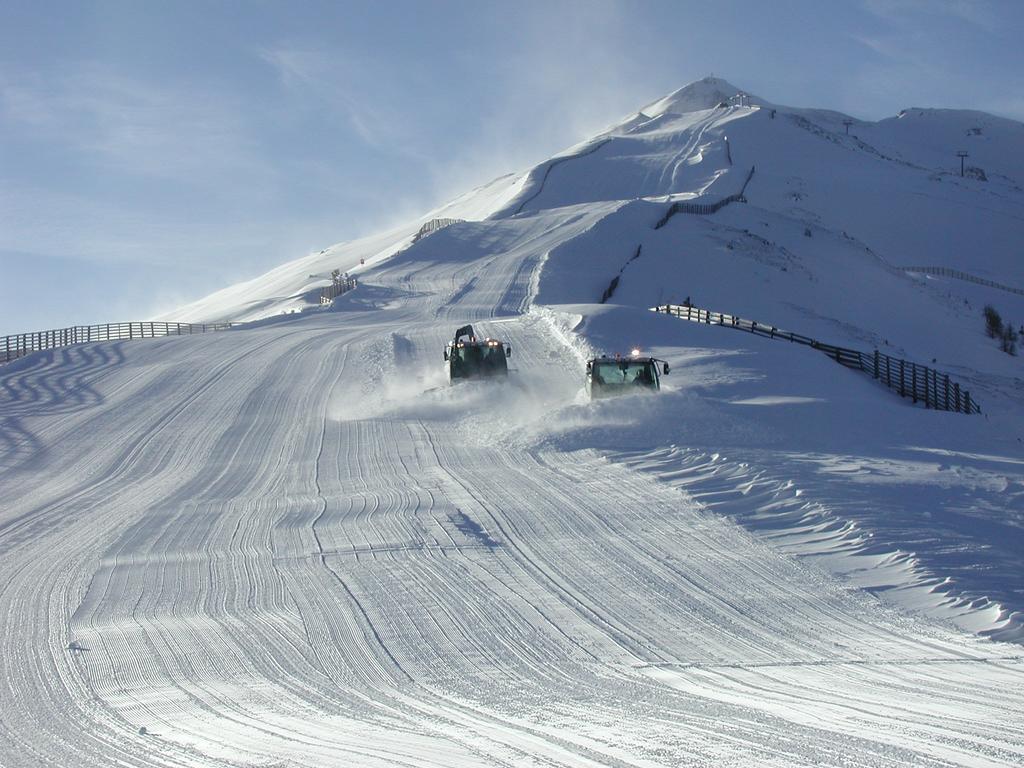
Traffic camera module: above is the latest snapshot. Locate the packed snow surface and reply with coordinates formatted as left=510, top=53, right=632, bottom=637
left=3, top=77, right=1024, bottom=766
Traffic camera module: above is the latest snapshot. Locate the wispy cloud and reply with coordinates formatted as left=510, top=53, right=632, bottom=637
left=0, top=183, right=271, bottom=267
left=258, top=2, right=684, bottom=217
left=410, top=1, right=677, bottom=206
left=259, top=44, right=426, bottom=155
left=849, top=33, right=906, bottom=61
left=862, top=0, right=999, bottom=31
left=0, top=64, right=270, bottom=186
left=842, top=0, right=1021, bottom=118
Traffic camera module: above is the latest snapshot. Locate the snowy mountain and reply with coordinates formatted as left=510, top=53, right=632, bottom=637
left=4, top=77, right=1024, bottom=766
left=165, top=75, right=1024, bottom=321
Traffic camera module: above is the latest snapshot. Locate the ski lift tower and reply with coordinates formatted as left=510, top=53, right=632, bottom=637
left=957, top=151, right=969, bottom=177
left=730, top=92, right=749, bottom=108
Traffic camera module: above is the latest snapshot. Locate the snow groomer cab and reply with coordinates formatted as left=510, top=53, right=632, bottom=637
left=444, top=324, right=512, bottom=382
left=586, top=350, right=669, bottom=399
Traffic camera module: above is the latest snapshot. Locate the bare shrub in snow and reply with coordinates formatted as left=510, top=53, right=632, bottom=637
left=984, top=305, right=1003, bottom=338
left=1001, top=326, right=1018, bottom=356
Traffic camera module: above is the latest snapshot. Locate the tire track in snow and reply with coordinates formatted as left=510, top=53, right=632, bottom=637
left=1, top=325, right=356, bottom=767
left=4, top=210, right=1024, bottom=766
left=310, top=363, right=414, bottom=688
left=656, top=109, right=724, bottom=194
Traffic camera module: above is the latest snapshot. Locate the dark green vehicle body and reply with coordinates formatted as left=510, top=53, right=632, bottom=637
left=444, top=325, right=512, bottom=382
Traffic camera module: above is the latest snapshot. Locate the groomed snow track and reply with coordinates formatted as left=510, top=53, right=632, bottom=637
left=3, top=134, right=1024, bottom=767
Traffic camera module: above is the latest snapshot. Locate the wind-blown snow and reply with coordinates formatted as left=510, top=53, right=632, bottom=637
left=3, top=77, right=1024, bottom=766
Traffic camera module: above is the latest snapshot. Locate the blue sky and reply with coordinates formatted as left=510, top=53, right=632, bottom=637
left=2, top=0, right=1021, bottom=334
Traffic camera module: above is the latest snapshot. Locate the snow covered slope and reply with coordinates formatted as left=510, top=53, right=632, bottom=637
left=156, top=171, right=526, bottom=324
left=3, top=77, right=1024, bottom=766
left=164, top=77, right=1024, bottom=321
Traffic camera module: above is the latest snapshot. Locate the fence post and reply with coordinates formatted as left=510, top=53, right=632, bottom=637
left=944, top=375, right=950, bottom=412
left=899, top=360, right=905, bottom=398
left=964, top=391, right=972, bottom=414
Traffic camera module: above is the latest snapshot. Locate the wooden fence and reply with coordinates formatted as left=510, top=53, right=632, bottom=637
left=900, top=266, right=1024, bottom=297
left=2, top=321, right=236, bottom=366
left=652, top=303, right=981, bottom=414
left=3, top=275, right=362, bottom=366
left=654, top=165, right=756, bottom=229
left=600, top=244, right=643, bottom=303
left=319, top=277, right=359, bottom=305
left=411, top=218, right=464, bottom=244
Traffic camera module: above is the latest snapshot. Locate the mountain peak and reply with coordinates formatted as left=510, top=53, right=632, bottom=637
left=641, top=76, right=762, bottom=118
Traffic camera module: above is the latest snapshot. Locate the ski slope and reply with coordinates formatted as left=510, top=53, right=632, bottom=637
left=3, top=78, right=1024, bottom=766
